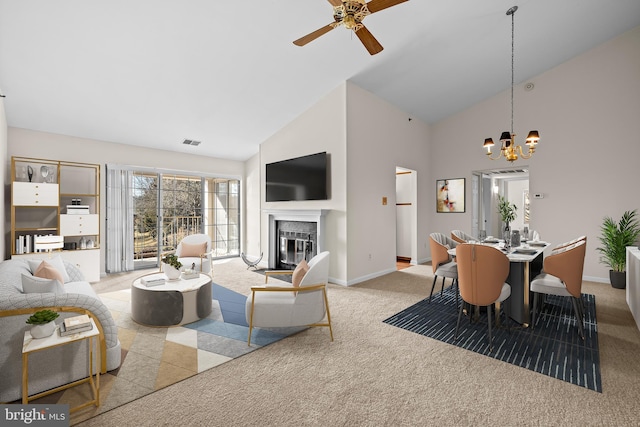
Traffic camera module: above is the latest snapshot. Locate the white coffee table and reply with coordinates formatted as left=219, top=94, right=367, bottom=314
left=131, top=273, right=212, bottom=326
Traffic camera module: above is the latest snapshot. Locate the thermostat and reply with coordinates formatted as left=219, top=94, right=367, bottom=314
left=533, top=193, right=544, bottom=199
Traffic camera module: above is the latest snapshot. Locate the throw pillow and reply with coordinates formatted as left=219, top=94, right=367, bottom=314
left=180, top=242, right=207, bottom=257
left=34, top=260, right=65, bottom=284
left=21, top=274, right=65, bottom=294
left=292, top=259, right=309, bottom=288
left=27, top=255, right=70, bottom=283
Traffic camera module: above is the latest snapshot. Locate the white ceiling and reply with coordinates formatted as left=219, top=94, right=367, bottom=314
left=1, top=0, right=639, bottom=161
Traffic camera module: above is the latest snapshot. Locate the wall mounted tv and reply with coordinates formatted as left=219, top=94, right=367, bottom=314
left=266, top=152, right=329, bottom=202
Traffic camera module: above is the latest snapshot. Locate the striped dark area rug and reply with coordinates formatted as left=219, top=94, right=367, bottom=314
left=383, top=286, right=601, bottom=392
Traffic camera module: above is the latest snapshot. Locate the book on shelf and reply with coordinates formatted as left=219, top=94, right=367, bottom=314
left=63, top=314, right=91, bottom=330
left=141, top=274, right=166, bottom=287
left=66, top=205, right=90, bottom=214
left=59, top=321, right=93, bottom=337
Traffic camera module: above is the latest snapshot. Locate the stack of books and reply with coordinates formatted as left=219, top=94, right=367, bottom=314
left=59, top=314, right=93, bottom=336
left=141, top=274, right=166, bottom=287
left=182, top=270, right=199, bottom=280
left=66, top=205, right=90, bottom=214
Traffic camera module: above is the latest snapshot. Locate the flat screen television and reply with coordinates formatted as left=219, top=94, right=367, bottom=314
left=266, top=152, right=329, bottom=202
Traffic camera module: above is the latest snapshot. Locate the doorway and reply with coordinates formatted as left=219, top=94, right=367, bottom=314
left=396, top=167, right=417, bottom=269
left=472, top=167, right=529, bottom=238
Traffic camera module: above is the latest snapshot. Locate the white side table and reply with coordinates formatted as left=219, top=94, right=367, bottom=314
left=627, top=247, right=640, bottom=331
left=22, top=318, right=100, bottom=412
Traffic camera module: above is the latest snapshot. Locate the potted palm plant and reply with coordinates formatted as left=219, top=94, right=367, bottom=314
left=597, top=209, right=640, bottom=289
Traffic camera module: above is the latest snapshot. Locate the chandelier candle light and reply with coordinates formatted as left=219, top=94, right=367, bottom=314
left=483, top=5, right=540, bottom=162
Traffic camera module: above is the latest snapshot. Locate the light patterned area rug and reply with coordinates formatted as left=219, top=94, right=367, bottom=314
left=22, top=283, right=304, bottom=425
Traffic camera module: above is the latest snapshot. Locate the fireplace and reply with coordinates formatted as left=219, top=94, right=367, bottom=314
left=276, top=221, right=317, bottom=269
left=265, top=209, right=329, bottom=269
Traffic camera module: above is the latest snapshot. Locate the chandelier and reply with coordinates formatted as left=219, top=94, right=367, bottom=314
left=483, top=6, right=540, bottom=162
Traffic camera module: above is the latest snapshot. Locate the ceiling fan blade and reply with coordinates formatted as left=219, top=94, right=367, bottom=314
left=293, top=24, right=336, bottom=46
left=327, top=0, right=342, bottom=6
left=366, top=0, right=408, bottom=14
left=355, top=25, right=384, bottom=55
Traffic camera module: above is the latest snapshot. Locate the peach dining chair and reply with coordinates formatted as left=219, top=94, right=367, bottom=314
left=454, top=243, right=511, bottom=351
left=530, top=239, right=587, bottom=339
left=428, top=233, right=459, bottom=304
left=451, top=230, right=477, bottom=244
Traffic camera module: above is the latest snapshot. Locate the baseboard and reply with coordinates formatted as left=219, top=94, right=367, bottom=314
left=583, top=275, right=609, bottom=284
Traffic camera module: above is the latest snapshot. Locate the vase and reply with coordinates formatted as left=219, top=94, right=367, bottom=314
left=30, top=320, right=56, bottom=339
left=163, top=263, right=182, bottom=280
left=503, top=224, right=511, bottom=248
left=609, top=270, right=626, bottom=289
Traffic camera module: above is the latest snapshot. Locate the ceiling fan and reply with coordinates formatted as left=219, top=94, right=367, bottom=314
left=293, top=0, right=409, bottom=55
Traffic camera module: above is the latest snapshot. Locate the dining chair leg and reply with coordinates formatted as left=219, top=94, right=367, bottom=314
left=571, top=297, right=585, bottom=340
left=429, top=276, right=438, bottom=302
left=454, top=300, right=465, bottom=340
left=531, top=292, right=539, bottom=332
left=455, top=279, right=459, bottom=308
left=440, top=276, right=446, bottom=296
left=487, top=304, right=493, bottom=351
left=504, top=298, right=511, bottom=333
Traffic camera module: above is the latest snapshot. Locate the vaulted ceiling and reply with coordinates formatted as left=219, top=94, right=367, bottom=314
left=1, top=1, right=639, bottom=161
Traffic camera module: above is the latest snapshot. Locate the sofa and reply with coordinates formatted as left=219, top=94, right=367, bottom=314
left=0, top=258, right=121, bottom=403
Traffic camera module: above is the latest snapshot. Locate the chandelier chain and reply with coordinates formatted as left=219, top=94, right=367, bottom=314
left=510, top=9, right=515, bottom=135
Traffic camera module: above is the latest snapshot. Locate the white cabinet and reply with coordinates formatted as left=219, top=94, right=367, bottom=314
left=12, top=182, right=59, bottom=206
left=627, top=247, right=640, bottom=332
left=60, top=214, right=100, bottom=236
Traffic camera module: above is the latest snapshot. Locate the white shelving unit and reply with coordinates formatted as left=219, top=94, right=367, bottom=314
left=11, top=156, right=101, bottom=282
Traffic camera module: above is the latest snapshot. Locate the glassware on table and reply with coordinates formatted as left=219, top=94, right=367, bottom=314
left=510, top=230, right=521, bottom=248
left=478, top=230, right=487, bottom=242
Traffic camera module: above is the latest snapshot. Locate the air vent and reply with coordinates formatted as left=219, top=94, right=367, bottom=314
left=182, top=139, right=201, bottom=146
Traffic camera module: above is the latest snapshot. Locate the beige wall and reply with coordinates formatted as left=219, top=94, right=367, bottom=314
left=429, top=25, right=640, bottom=282
left=6, top=128, right=245, bottom=274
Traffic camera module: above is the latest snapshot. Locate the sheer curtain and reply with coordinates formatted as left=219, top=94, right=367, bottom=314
left=106, top=165, right=135, bottom=273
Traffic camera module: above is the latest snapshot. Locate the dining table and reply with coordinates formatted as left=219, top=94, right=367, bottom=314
left=447, top=239, right=550, bottom=326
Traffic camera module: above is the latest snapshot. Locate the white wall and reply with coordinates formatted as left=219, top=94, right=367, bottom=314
left=253, top=82, right=432, bottom=285
left=6, top=127, right=245, bottom=274
left=259, top=84, right=348, bottom=283
left=429, top=25, right=640, bottom=282
left=345, top=83, right=431, bottom=283
left=244, top=153, right=261, bottom=260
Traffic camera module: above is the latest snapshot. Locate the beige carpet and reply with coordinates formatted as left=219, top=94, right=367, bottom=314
left=77, top=258, right=640, bottom=426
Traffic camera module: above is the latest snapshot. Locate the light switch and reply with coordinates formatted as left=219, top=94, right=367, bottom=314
left=382, top=197, right=388, bottom=205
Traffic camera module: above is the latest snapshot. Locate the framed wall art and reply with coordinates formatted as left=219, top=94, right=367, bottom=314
left=436, top=178, right=465, bottom=213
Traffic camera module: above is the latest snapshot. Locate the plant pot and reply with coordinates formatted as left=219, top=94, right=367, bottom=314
left=609, top=270, right=626, bottom=289
left=30, top=320, right=56, bottom=339
left=163, top=263, right=182, bottom=280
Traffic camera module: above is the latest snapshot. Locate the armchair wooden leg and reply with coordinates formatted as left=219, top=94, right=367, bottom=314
left=323, top=287, right=334, bottom=341
left=247, top=291, right=256, bottom=346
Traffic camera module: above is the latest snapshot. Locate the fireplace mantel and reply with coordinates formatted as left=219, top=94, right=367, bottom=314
left=264, top=209, right=330, bottom=268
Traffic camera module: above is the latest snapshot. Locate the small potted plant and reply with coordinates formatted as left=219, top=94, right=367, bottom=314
left=162, top=253, right=183, bottom=280
left=597, top=209, right=640, bottom=289
left=26, top=309, right=59, bottom=339
left=497, top=195, right=517, bottom=241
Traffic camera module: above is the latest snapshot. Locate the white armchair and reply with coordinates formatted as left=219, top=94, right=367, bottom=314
left=175, top=234, right=213, bottom=274
left=245, top=251, right=333, bottom=346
